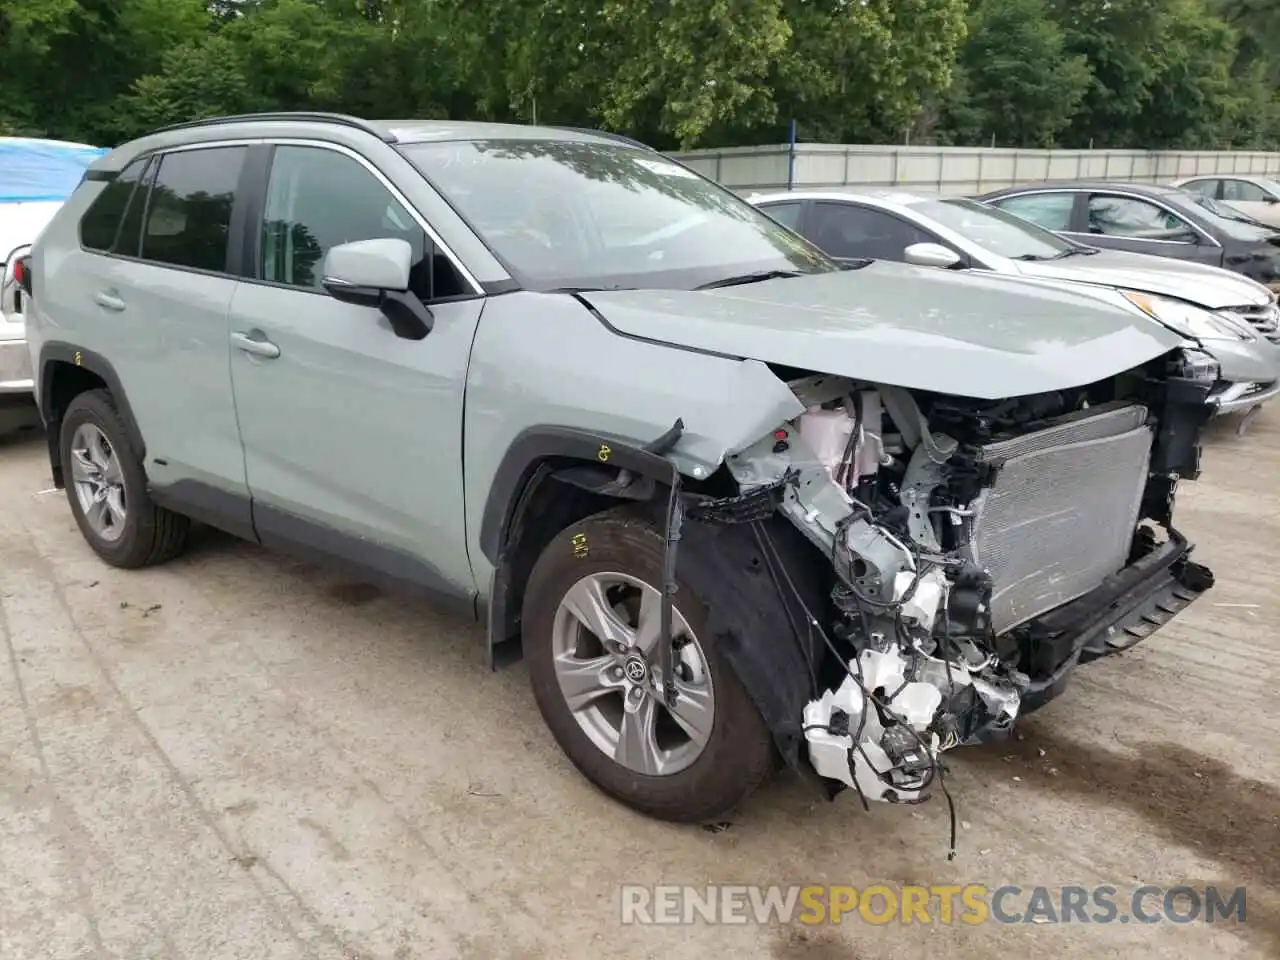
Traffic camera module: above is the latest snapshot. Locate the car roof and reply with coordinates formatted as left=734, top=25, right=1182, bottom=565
left=89, top=112, right=654, bottom=173
left=748, top=186, right=950, bottom=206
left=1175, top=173, right=1269, bottom=182
left=982, top=180, right=1184, bottom=199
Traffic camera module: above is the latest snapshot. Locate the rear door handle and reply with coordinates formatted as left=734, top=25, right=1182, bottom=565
left=230, top=331, right=280, bottom=359
left=94, top=292, right=125, bottom=312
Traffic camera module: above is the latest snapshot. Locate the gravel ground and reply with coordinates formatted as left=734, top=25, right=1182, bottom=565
left=0, top=405, right=1276, bottom=960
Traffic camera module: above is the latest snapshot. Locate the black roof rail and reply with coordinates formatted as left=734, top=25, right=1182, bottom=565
left=147, top=112, right=397, bottom=143
left=550, top=126, right=657, bottom=151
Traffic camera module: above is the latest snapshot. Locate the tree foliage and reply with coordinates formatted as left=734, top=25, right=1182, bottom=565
left=0, top=0, right=1276, bottom=150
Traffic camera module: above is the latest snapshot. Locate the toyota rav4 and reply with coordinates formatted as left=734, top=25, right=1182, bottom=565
left=25, top=114, right=1215, bottom=826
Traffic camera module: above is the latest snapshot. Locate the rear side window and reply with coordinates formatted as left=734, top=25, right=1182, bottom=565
left=112, top=159, right=155, bottom=258
left=992, top=193, right=1076, bottom=232
left=79, top=158, right=150, bottom=252
left=141, top=146, right=247, bottom=273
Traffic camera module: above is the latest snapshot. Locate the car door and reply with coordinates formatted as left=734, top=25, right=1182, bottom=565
left=803, top=201, right=942, bottom=265
left=226, top=141, right=484, bottom=599
left=1076, top=192, right=1221, bottom=266
left=1221, top=179, right=1280, bottom=227
left=67, top=144, right=253, bottom=524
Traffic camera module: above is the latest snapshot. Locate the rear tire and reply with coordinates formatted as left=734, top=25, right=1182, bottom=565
left=60, top=389, right=190, bottom=568
left=522, top=506, right=775, bottom=822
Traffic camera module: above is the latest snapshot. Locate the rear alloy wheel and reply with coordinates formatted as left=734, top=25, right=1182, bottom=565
left=69, top=423, right=128, bottom=543
left=59, top=389, right=190, bottom=568
left=523, top=508, right=775, bottom=822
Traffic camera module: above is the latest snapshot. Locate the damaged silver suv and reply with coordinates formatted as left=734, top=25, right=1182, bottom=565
left=25, top=114, right=1215, bottom=826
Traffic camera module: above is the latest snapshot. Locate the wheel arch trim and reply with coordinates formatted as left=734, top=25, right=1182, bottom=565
left=478, top=424, right=681, bottom=665
left=478, top=424, right=678, bottom=566
left=38, top=342, right=145, bottom=485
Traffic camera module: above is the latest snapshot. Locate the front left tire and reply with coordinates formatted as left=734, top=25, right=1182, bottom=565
left=522, top=506, right=776, bottom=822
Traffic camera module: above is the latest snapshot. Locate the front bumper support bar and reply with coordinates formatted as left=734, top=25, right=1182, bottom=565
left=1017, top=529, right=1213, bottom=714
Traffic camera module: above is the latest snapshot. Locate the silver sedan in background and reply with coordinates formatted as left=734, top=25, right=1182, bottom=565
left=748, top=187, right=1280, bottom=425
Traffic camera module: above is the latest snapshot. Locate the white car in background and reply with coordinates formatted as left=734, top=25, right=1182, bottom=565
left=1172, top=175, right=1280, bottom=229
left=1, top=138, right=107, bottom=396
left=749, top=187, right=1280, bottom=428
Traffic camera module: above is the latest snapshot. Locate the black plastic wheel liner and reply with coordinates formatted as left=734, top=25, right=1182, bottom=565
left=676, top=513, right=838, bottom=798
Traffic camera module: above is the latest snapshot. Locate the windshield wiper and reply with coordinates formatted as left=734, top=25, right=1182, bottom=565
left=1012, top=253, right=1049, bottom=261
left=544, top=285, right=636, bottom=294
left=694, top=269, right=803, bottom=290
left=1048, top=247, right=1099, bottom=259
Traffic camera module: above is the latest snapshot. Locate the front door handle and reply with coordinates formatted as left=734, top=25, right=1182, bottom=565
left=230, top=331, right=280, bottom=359
left=94, top=292, right=125, bottom=312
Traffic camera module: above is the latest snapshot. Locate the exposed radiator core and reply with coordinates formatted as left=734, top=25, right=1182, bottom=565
left=970, top=403, right=1153, bottom=633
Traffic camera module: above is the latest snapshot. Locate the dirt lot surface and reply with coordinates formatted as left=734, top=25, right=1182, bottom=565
left=0, top=406, right=1276, bottom=960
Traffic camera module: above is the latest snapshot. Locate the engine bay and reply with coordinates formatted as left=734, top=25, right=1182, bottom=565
left=699, top=349, right=1217, bottom=823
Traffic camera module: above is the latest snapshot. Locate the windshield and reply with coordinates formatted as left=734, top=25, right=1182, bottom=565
left=1193, top=194, right=1261, bottom=224
left=923, top=197, right=1077, bottom=260
left=1167, top=192, right=1279, bottom=241
left=397, top=139, right=836, bottom=290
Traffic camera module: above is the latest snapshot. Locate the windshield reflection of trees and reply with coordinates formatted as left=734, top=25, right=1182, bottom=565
left=423, top=139, right=832, bottom=272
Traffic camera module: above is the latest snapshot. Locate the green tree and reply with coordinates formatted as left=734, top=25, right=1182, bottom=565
left=0, top=0, right=209, bottom=142
left=1131, top=0, right=1240, bottom=148
left=937, top=0, right=1090, bottom=147
left=766, top=0, right=969, bottom=144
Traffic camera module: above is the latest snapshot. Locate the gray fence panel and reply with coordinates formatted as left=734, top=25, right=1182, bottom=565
left=671, top=144, right=1280, bottom=195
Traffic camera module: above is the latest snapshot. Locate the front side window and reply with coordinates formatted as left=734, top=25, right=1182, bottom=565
left=141, top=146, right=247, bottom=272
left=990, top=193, right=1076, bottom=232
left=79, top=157, right=150, bottom=252
left=805, top=202, right=931, bottom=261
left=1181, top=179, right=1220, bottom=200
left=396, top=139, right=835, bottom=291
left=260, top=145, right=467, bottom=300
left=1086, top=195, right=1197, bottom=242
left=1223, top=179, right=1267, bottom=203
left=758, top=201, right=803, bottom=230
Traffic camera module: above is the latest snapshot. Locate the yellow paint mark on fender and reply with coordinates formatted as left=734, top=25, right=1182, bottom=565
left=597, top=443, right=611, bottom=463
left=74, top=350, right=83, bottom=366
left=571, top=533, right=589, bottom=558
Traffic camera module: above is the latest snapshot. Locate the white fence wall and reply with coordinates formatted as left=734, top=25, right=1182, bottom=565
left=669, top=144, right=1280, bottom=195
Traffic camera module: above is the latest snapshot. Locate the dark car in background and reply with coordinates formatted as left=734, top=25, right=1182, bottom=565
left=978, top=180, right=1280, bottom=292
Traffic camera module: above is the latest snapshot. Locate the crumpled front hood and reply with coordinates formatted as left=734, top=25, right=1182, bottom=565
left=582, top=262, right=1186, bottom=400
left=1012, top=248, right=1273, bottom=309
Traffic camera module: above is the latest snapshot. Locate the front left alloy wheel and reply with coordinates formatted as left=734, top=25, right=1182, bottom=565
left=522, top=507, right=775, bottom=822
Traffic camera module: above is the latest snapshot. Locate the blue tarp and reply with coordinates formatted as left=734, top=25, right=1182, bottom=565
left=0, top=138, right=109, bottom=203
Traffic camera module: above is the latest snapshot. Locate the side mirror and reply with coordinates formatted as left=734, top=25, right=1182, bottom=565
left=904, top=242, right=964, bottom=270
left=1264, top=195, right=1279, bottom=205
left=321, top=238, right=433, bottom=340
